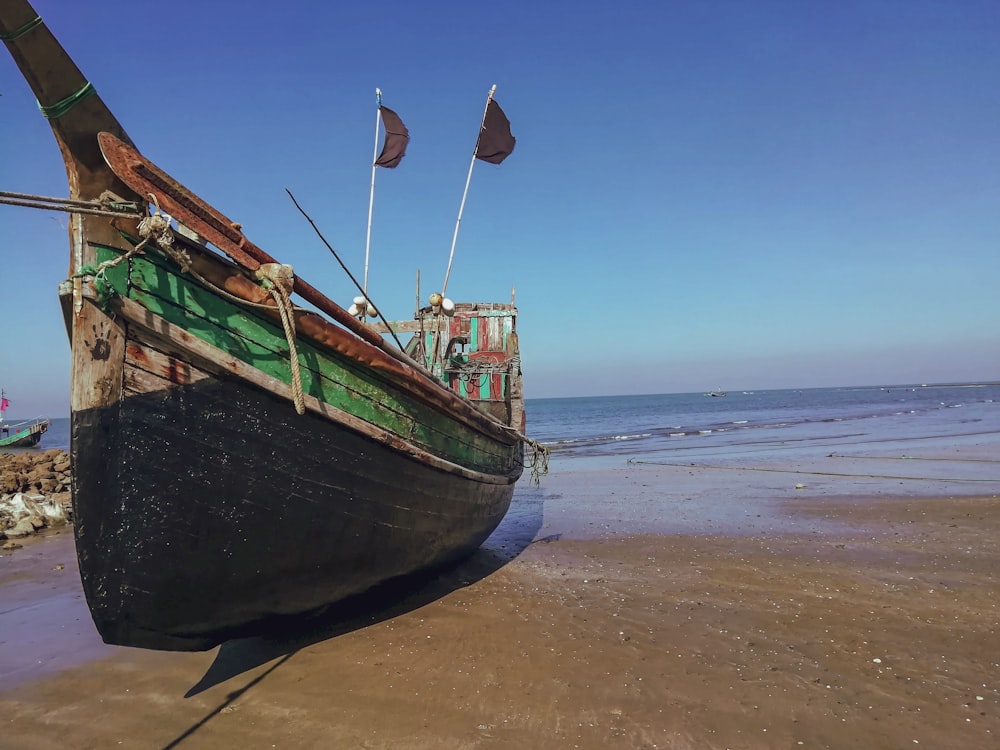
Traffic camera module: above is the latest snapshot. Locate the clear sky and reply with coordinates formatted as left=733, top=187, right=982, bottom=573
left=2, top=0, right=998, bottom=417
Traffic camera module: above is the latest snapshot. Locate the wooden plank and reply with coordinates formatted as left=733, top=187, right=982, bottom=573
left=124, top=342, right=210, bottom=395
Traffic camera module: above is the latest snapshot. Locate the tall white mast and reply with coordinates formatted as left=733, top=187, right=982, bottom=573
left=363, top=88, right=383, bottom=298
left=441, top=84, right=497, bottom=297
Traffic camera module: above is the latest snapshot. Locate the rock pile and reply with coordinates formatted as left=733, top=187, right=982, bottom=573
left=1, top=449, right=73, bottom=548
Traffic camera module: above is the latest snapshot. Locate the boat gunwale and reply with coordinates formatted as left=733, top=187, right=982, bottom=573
left=94, top=231, right=524, bottom=444
left=86, top=285, right=523, bottom=485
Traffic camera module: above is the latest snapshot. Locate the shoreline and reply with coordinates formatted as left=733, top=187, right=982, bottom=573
left=1, top=441, right=998, bottom=748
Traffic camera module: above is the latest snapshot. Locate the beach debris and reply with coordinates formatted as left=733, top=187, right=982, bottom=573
left=795, top=483, right=806, bottom=489
left=1, top=492, right=70, bottom=537
left=0, top=450, right=72, bottom=544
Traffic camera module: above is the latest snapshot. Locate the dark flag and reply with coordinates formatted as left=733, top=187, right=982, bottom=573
left=475, top=98, right=515, bottom=164
left=374, top=106, right=409, bottom=168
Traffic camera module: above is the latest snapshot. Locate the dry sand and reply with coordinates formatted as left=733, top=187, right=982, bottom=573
left=1, top=448, right=998, bottom=749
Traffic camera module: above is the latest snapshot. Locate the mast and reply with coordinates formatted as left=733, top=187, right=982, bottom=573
left=441, top=85, right=498, bottom=297
left=363, top=88, right=382, bottom=299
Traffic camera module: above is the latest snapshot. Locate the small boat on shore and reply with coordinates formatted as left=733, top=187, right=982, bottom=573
left=1, top=2, right=544, bottom=650
left=0, top=391, right=50, bottom=448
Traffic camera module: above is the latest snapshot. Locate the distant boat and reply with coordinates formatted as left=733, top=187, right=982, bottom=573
left=0, top=390, right=50, bottom=449
left=707, top=389, right=727, bottom=397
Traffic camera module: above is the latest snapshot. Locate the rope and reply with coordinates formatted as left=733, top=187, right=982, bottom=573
left=256, top=263, right=306, bottom=415
left=0, top=189, right=142, bottom=218
left=113, top=206, right=308, bottom=417
left=0, top=15, right=42, bottom=41
left=285, top=188, right=406, bottom=352
left=137, top=209, right=174, bottom=253
left=38, top=81, right=96, bottom=119
left=525, top=440, right=550, bottom=485
left=828, top=453, right=1000, bottom=464
left=71, top=212, right=162, bottom=308
left=627, top=458, right=998, bottom=483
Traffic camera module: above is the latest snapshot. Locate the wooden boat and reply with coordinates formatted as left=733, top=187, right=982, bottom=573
left=0, top=418, right=50, bottom=449
left=1, top=2, right=544, bottom=650
left=0, top=392, right=50, bottom=448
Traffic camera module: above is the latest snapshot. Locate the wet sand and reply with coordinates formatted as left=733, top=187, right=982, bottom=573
left=1, top=437, right=998, bottom=749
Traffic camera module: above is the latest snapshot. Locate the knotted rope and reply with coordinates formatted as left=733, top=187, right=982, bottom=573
left=256, top=263, right=305, bottom=415
left=137, top=205, right=175, bottom=256
left=71, top=198, right=172, bottom=305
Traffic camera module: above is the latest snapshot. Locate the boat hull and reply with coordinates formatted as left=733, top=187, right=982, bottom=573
left=74, top=376, right=517, bottom=651
left=57, top=236, right=524, bottom=651
left=0, top=419, right=49, bottom=449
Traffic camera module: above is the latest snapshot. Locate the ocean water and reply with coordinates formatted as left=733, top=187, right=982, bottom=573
left=14, top=384, right=1000, bottom=463
left=515, top=383, right=1000, bottom=539
left=525, top=383, right=1000, bottom=460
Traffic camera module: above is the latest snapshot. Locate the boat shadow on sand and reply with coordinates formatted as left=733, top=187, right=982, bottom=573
left=184, top=486, right=555, bottom=698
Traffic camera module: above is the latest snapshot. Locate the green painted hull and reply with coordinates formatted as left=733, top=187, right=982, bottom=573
left=0, top=419, right=49, bottom=449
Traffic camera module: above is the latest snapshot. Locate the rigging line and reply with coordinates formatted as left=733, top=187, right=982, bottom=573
left=827, top=453, right=1000, bottom=464
left=0, top=189, right=138, bottom=210
left=626, top=458, right=997, bottom=483
left=285, top=188, right=406, bottom=352
left=0, top=199, right=135, bottom=218
left=0, top=194, right=141, bottom=218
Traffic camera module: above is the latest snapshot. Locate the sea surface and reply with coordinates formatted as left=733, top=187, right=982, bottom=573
left=525, top=383, right=1000, bottom=460
left=11, top=383, right=1000, bottom=463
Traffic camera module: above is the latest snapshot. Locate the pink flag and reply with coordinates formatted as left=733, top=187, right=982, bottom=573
left=0, top=397, right=8, bottom=412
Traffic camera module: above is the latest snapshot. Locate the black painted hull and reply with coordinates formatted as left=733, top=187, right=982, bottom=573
left=73, top=378, right=518, bottom=651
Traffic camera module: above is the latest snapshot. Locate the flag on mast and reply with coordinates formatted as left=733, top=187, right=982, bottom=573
left=374, top=105, right=409, bottom=168
left=440, top=87, right=515, bottom=297
left=475, top=98, right=515, bottom=164
left=364, top=90, right=409, bottom=299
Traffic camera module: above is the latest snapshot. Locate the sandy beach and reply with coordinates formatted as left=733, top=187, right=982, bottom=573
left=2, top=433, right=998, bottom=749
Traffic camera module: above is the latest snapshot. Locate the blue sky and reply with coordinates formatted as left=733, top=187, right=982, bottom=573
left=2, top=0, right=998, bottom=416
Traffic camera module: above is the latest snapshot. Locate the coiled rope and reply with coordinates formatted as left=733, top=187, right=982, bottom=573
left=256, top=263, right=305, bottom=415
